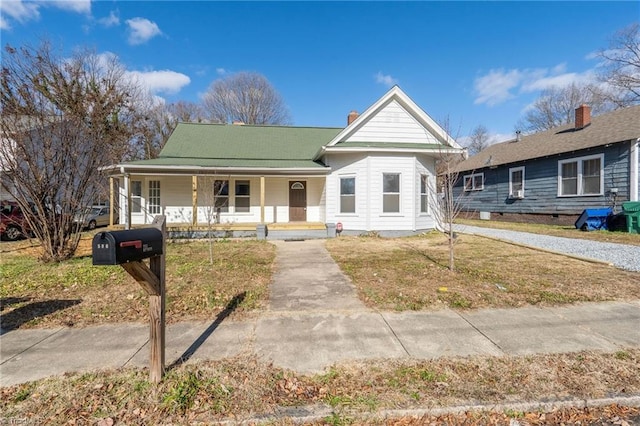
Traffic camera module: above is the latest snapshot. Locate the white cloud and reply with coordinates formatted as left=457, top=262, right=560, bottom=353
left=474, top=64, right=599, bottom=106
left=98, top=10, right=119, bottom=27
left=0, top=0, right=41, bottom=26
left=375, top=72, right=399, bottom=87
left=47, top=0, right=91, bottom=14
left=126, top=70, right=191, bottom=95
left=126, top=17, right=162, bottom=45
left=216, top=68, right=227, bottom=75
left=0, top=0, right=90, bottom=29
left=473, top=69, right=522, bottom=106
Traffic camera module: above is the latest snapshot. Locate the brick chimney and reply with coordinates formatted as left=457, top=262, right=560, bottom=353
left=575, top=104, right=591, bottom=130
left=347, top=110, right=359, bottom=125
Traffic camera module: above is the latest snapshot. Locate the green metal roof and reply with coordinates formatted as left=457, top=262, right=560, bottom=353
left=159, top=123, right=342, bottom=161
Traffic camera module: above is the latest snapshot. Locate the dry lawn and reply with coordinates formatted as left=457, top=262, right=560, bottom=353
left=0, top=237, right=275, bottom=330
left=326, top=233, right=640, bottom=311
left=1, top=350, right=639, bottom=424
left=457, top=218, right=640, bottom=246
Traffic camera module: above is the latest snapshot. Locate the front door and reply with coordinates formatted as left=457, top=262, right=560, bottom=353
left=289, top=181, right=307, bottom=221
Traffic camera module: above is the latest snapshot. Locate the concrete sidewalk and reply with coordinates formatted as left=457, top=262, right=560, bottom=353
left=2, top=240, right=640, bottom=387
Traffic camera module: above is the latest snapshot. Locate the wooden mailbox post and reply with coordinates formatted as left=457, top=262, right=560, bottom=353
left=92, top=215, right=167, bottom=383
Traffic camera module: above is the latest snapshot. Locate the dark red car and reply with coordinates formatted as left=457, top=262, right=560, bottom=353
left=0, top=201, right=31, bottom=241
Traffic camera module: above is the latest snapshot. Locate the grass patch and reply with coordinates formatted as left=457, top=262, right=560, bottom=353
left=457, top=218, right=640, bottom=246
left=0, top=238, right=275, bottom=329
left=326, top=233, right=640, bottom=311
left=1, top=350, right=639, bottom=424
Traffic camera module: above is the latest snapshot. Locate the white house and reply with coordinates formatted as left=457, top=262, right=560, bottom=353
left=102, top=86, right=464, bottom=236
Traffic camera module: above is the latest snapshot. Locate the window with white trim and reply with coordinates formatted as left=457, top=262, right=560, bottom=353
left=131, top=180, right=142, bottom=213
left=214, top=180, right=229, bottom=212
left=558, top=154, right=603, bottom=196
left=148, top=180, right=161, bottom=214
left=509, top=167, right=525, bottom=197
left=463, top=173, right=484, bottom=191
left=340, top=177, right=355, bottom=213
left=235, top=180, right=250, bottom=213
left=383, top=173, right=400, bottom=213
left=420, top=174, right=429, bottom=213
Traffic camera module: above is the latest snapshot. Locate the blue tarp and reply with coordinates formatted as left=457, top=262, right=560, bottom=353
left=575, top=207, right=613, bottom=231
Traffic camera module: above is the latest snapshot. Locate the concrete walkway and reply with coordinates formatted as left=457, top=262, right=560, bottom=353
left=2, top=240, right=640, bottom=387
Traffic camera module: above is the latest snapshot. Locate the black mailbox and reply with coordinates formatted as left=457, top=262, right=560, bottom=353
left=92, top=228, right=163, bottom=265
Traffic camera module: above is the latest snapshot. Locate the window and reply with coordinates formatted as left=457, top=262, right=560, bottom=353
left=213, top=180, right=229, bottom=212
left=148, top=180, right=161, bottom=214
left=340, top=177, right=355, bottom=213
left=509, top=167, right=525, bottom=197
left=383, top=173, right=400, bottom=213
left=131, top=180, right=142, bottom=213
left=558, top=154, right=603, bottom=196
left=420, top=174, right=429, bottom=213
left=463, top=173, right=484, bottom=191
left=235, top=180, right=250, bottom=213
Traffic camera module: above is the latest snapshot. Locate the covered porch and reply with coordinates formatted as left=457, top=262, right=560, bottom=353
left=104, top=169, right=331, bottom=234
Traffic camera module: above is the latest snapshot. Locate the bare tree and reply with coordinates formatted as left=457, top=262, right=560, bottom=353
left=596, top=23, right=640, bottom=107
left=135, top=100, right=205, bottom=159
left=0, top=42, right=144, bottom=262
left=465, top=124, right=492, bottom=156
left=202, top=72, right=290, bottom=125
left=519, top=83, right=615, bottom=132
left=429, top=117, right=467, bottom=271
left=198, top=175, right=231, bottom=264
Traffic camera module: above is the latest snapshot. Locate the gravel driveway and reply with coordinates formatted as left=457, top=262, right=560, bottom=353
left=453, top=224, right=640, bottom=272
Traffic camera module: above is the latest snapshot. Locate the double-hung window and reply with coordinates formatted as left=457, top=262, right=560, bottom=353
left=383, top=173, right=400, bottom=213
left=340, top=177, right=356, bottom=213
left=463, top=173, right=484, bottom=191
left=148, top=180, right=161, bottom=214
left=558, top=154, right=603, bottom=196
left=235, top=180, right=250, bottom=213
left=420, top=174, right=429, bottom=213
left=214, top=180, right=229, bottom=212
left=509, top=167, right=525, bottom=198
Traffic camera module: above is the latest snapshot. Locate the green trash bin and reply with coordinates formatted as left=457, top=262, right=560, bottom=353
left=622, top=202, right=640, bottom=234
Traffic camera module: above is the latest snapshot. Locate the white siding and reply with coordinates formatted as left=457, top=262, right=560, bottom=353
left=345, top=100, right=440, bottom=144
left=325, top=153, right=438, bottom=232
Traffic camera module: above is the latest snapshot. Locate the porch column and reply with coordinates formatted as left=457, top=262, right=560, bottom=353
left=124, top=174, right=131, bottom=230
left=109, top=176, right=114, bottom=227
left=192, top=176, right=198, bottom=225
left=260, top=176, right=265, bottom=223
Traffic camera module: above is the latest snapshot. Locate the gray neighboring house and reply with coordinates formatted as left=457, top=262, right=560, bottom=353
left=455, top=104, right=640, bottom=223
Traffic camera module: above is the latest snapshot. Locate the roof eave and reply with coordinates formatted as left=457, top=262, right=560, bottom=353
left=104, top=164, right=332, bottom=176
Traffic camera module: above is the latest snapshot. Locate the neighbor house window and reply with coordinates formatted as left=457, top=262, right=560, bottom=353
left=235, top=180, right=250, bottom=213
left=148, top=180, right=161, bottom=214
left=558, top=154, right=603, bottom=196
left=463, top=173, right=484, bottom=191
left=383, top=173, right=400, bottom=213
left=131, top=180, right=142, bottom=213
left=420, top=174, right=429, bottom=213
left=214, top=180, right=229, bottom=212
left=340, top=177, right=356, bottom=213
left=509, top=167, right=525, bottom=197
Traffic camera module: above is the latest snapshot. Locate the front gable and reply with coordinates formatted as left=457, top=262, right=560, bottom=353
left=326, top=86, right=461, bottom=150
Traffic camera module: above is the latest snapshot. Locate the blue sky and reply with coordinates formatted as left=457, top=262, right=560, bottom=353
left=1, top=1, right=638, bottom=144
